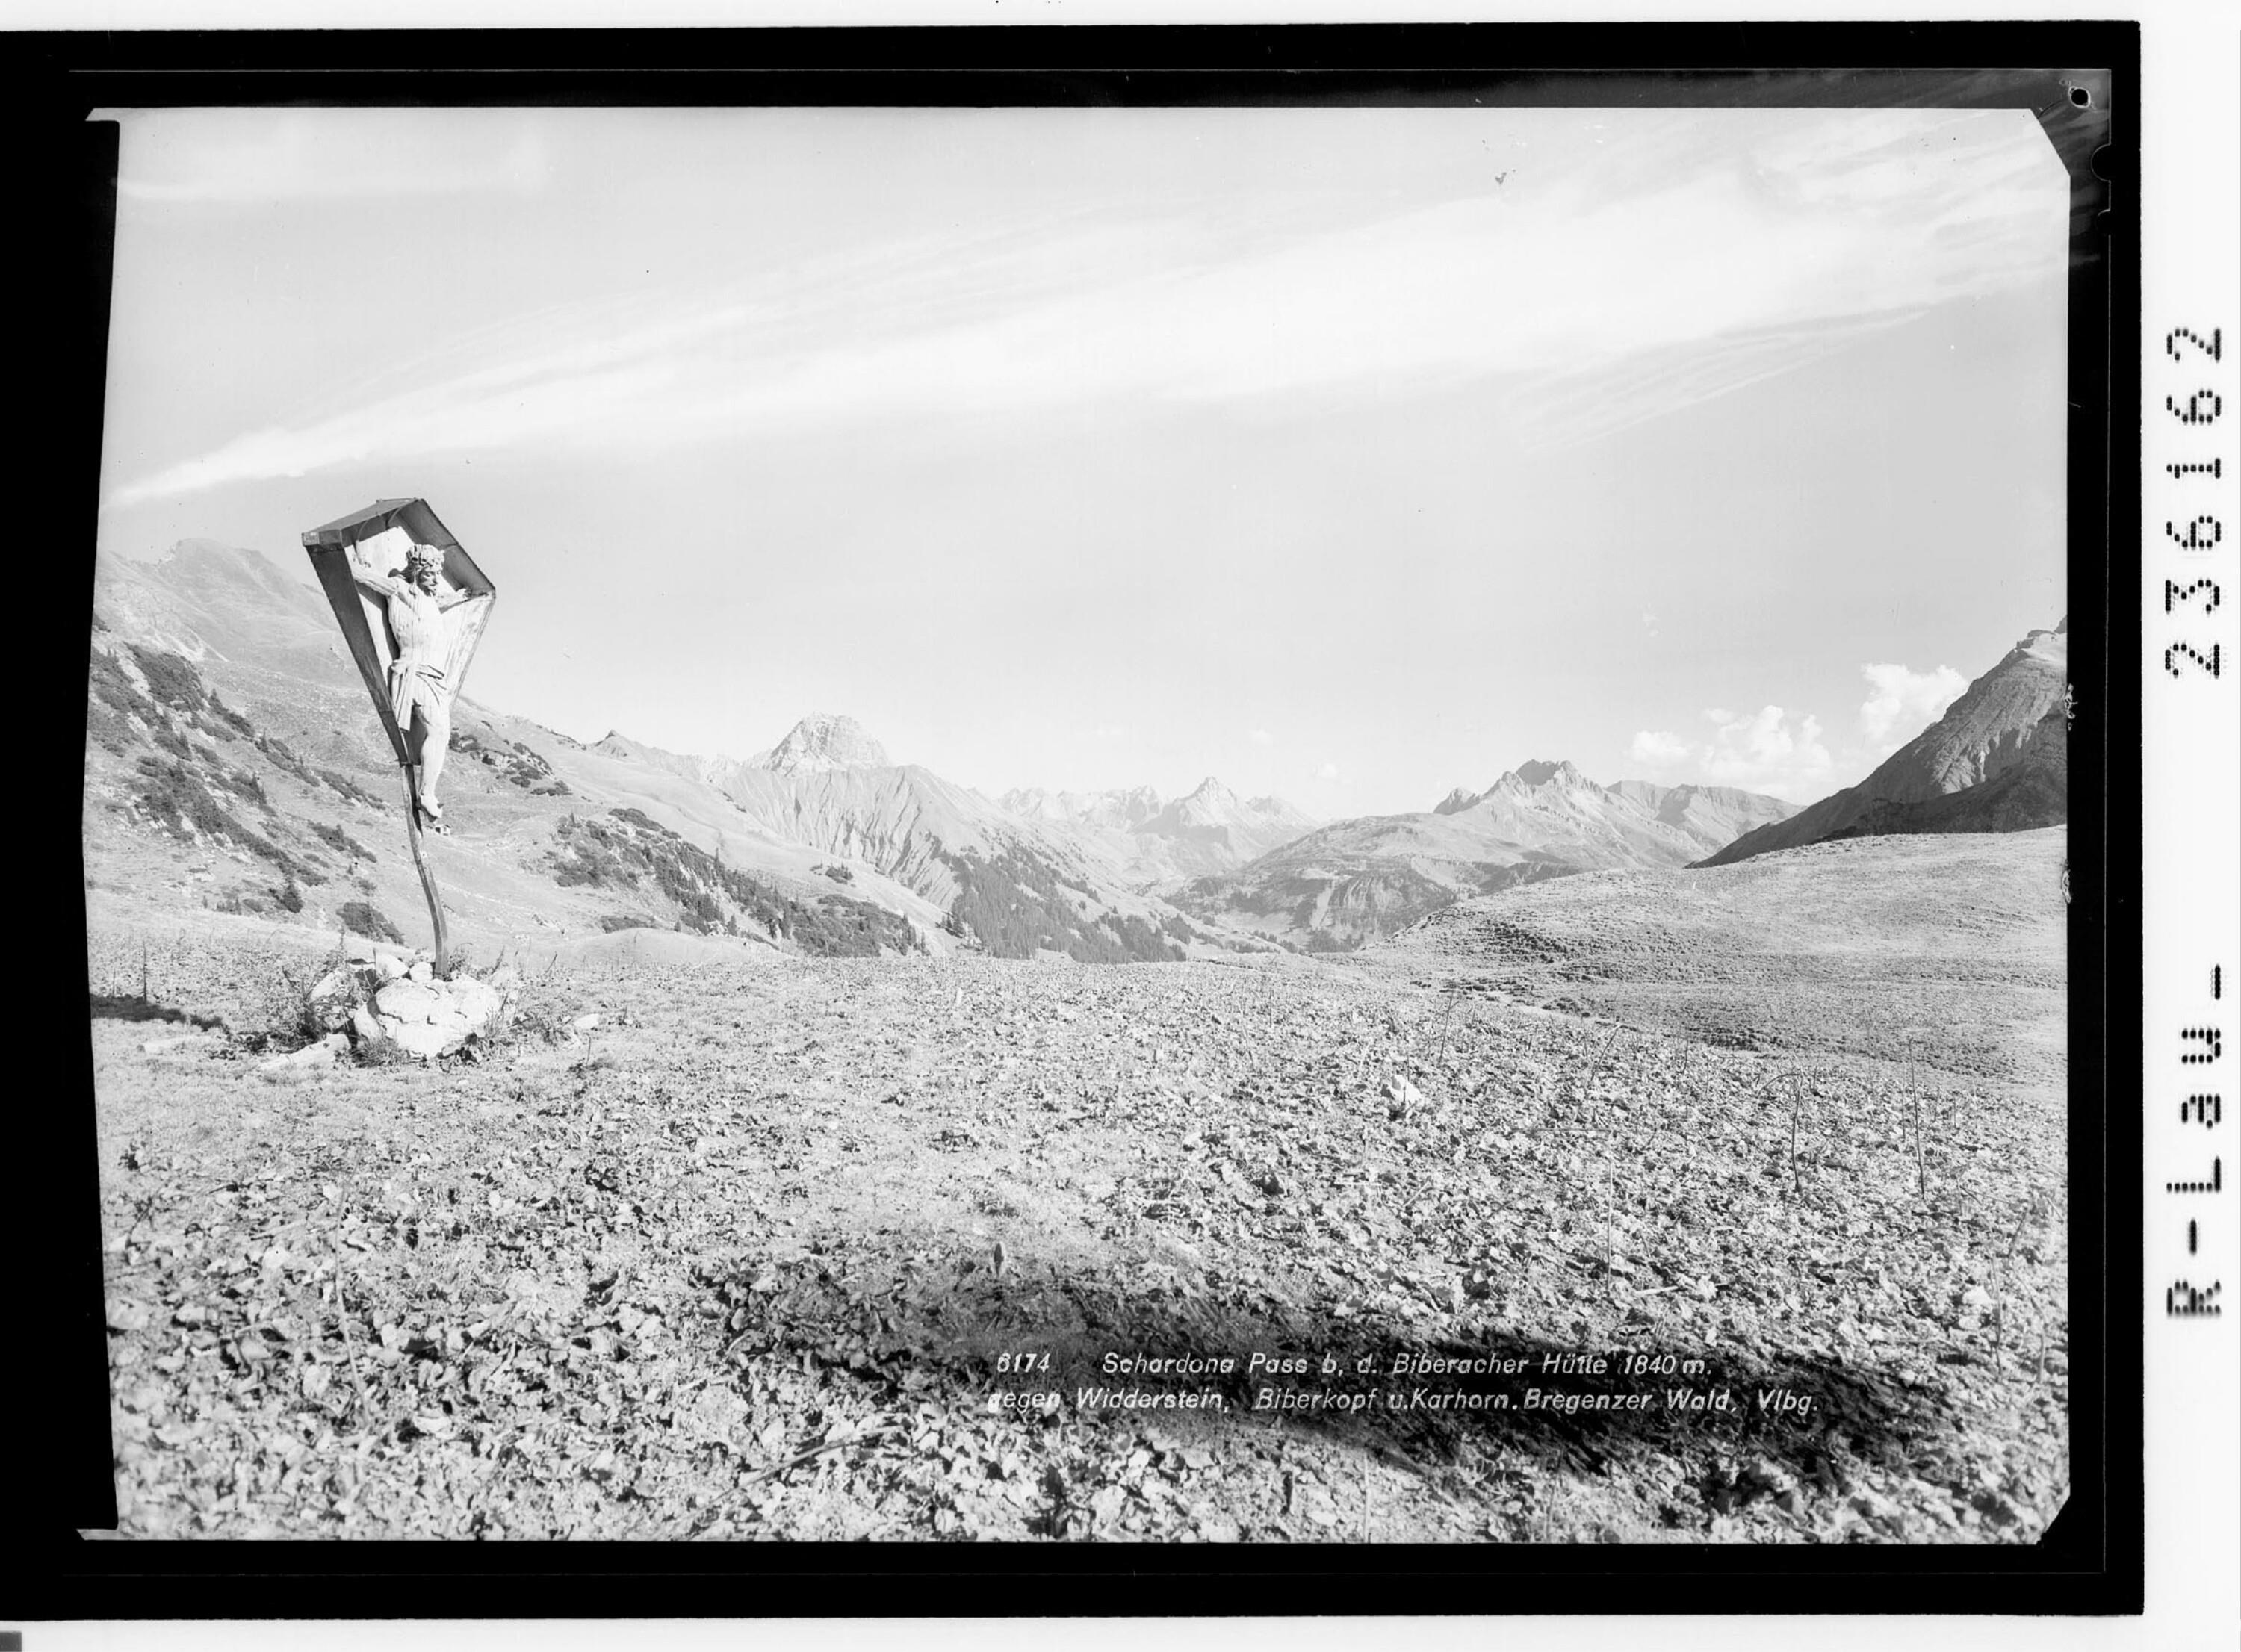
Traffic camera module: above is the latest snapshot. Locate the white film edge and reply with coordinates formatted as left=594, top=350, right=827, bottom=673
left=2143, top=10, right=2240, bottom=1649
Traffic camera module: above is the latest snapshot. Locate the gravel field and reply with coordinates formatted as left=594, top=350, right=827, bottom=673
left=83, top=833, right=2069, bottom=1544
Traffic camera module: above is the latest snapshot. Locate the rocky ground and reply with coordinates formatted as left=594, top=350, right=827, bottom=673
left=82, top=836, right=2068, bottom=1544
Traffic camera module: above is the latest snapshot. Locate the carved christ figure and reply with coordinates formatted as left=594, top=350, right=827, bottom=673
left=353, top=543, right=476, bottom=831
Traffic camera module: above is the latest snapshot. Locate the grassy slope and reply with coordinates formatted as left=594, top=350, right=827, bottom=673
left=84, top=631, right=952, bottom=963
left=1390, top=829, right=2068, bottom=1093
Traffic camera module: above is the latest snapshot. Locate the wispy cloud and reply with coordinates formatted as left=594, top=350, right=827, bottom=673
left=105, top=108, right=2065, bottom=510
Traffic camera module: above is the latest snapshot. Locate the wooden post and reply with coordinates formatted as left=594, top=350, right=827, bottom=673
left=399, top=763, right=450, bottom=976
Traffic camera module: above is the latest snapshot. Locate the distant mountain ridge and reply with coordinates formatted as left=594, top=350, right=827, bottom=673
left=1002, top=777, right=1321, bottom=889
left=86, top=540, right=1239, bottom=964
left=1178, top=760, right=1798, bottom=950
left=1700, top=619, right=2068, bottom=866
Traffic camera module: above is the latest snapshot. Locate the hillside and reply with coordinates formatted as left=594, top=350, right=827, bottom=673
left=1177, top=760, right=1797, bottom=951
left=1702, top=621, right=2067, bottom=867
left=585, top=723, right=1245, bottom=964
left=85, top=541, right=1268, bottom=966
left=1387, top=827, right=2068, bottom=1092
left=86, top=544, right=958, bottom=962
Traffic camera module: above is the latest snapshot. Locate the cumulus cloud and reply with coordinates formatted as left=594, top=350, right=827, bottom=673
left=1316, top=762, right=1342, bottom=782
left=1248, top=728, right=1274, bottom=746
left=1859, top=662, right=1968, bottom=754
left=1630, top=730, right=1692, bottom=766
left=1698, top=705, right=1834, bottom=801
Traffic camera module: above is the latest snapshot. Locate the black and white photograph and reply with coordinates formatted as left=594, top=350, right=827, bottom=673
left=72, top=57, right=2109, bottom=1571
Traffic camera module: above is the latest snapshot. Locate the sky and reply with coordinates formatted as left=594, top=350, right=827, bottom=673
left=92, top=105, right=2071, bottom=814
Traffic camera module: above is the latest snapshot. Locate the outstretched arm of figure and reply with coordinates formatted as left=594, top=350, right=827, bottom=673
left=436, top=589, right=482, bottom=612
left=352, top=573, right=399, bottom=603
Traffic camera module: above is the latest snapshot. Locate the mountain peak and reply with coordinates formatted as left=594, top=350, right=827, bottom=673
left=754, top=713, right=891, bottom=774
left=1505, top=759, right=1586, bottom=789
left=1184, top=776, right=1237, bottom=805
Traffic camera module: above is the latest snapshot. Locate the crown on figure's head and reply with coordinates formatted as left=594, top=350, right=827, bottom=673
left=406, top=544, right=442, bottom=570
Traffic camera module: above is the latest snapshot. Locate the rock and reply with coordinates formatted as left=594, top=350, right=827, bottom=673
left=374, top=981, right=443, bottom=1022
left=388, top=1019, right=458, bottom=1060
left=407, top=960, right=434, bottom=985
left=374, top=953, right=408, bottom=981
left=572, top=1013, right=603, bottom=1034
left=453, top=980, right=502, bottom=1023
left=1960, top=1285, right=1993, bottom=1309
left=261, top=1033, right=346, bottom=1072
left=354, top=971, right=510, bottom=1060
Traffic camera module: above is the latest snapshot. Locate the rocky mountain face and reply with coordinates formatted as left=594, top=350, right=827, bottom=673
left=1002, top=777, right=1321, bottom=891
left=591, top=721, right=1208, bottom=960
left=86, top=541, right=1244, bottom=965
left=87, top=543, right=976, bottom=961
left=1001, top=785, right=1165, bottom=833
left=1177, top=760, right=1797, bottom=951
left=1699, top=620, right=2068, bottom=867
left=747, top=712, right=891, bottom=775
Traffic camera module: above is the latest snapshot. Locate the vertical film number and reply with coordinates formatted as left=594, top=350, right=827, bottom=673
left=2160, top=325, right=2226, bottom=677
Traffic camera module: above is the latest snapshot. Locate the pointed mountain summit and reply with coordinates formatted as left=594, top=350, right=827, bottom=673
left=751, top=713, right=892, bottom=774
left=1506, top=758, right=1584, bottom=789
left=1700, top=619, right=2068, bottom=866
left=1181, top=760, right=1796, bottom=950
left=1152, top=776, right=1240, bottom=828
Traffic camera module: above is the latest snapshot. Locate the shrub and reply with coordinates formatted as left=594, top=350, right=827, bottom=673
left=128, top=644, right=208, bottom=714
left=545, top=810, right=921, bottom=957
left=338, top=900, right=406, bottom=946
left=249, top=938, right=353, bottom=1052
left=204, top=693, right=256, bottom=740
left=308, top=819, right=376, bottom=862
left=319, top=768, right=389, bottom=811
left=85, top=698, right=137, bottom=755
left=255, top=733, right=318, bottom=786
left=940, top=847, right=1176, bottom=963
left=88, top=644, right=162, bottom=727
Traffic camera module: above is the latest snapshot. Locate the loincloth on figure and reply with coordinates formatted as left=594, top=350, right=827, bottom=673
left=388, top=658, right=450, bottom=735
